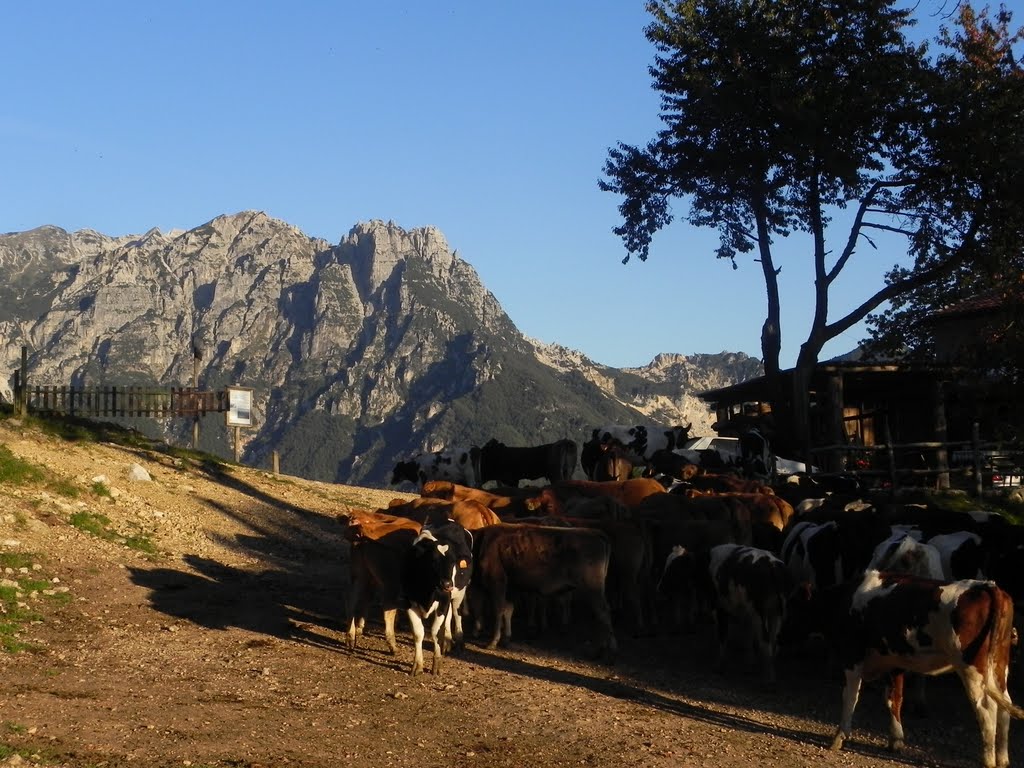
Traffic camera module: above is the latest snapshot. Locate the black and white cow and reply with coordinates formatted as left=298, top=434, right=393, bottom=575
left=391, top=446, right=482, bottom=489
left=401, top=521, right=474, bottom=676
left=581, top=423, right=692, bottom=479
left=867, top=531, right=944, bottom=580
left=827, top=570, right=1024, bottom=768
left=705, top=543, right=793, bottom=685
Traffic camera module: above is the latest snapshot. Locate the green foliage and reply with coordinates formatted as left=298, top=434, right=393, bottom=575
left=275, top=410, right=356, bottom=482
left=0, top=445, right=45, bottom=485
left=91, top=481, right=112, bottom=498
left=602, top=0, right=1023, bottom=450
left=0, top=552, right=35, bottom=570
left=68, top=510, right=159, bottom=554
left=0, top=552, right=66, bottom=654
left=69, top=511, right=111, bottom=537
left=603, top=0, right=921, bottom=263
left=865, top=6, right=1024, bottom=378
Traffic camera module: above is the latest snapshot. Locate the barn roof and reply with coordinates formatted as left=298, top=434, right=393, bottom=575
left=697, top=361, right=948, bottom=409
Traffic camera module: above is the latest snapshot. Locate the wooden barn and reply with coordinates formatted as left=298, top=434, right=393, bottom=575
left=698, top=361, right=954, bottom=476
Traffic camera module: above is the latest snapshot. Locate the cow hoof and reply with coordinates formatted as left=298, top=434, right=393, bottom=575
left=829, top=732, right=845, bottom=751
left=410, top=665, right=423, bottom=676
left=887, top=738, right=904, bottom=752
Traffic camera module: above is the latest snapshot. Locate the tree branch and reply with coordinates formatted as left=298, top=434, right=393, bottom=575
left=860, top=222, right=919, bottom=237
left=827, top=181, right=884, bottom=284
left=823, top=217, right=982, bottom=340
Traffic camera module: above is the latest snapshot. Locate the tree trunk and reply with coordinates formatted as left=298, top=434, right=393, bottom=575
left=791, top=341, right=824, bottom=471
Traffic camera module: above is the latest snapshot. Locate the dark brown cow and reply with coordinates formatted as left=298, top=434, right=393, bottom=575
left=635, top=492, right=750, bottom=526
left=468, top=523, right=617, bottom=659
left=479, top=438, right=578, bottom=486
left=563, top=515, right=654, bottom=635
left=824, top=571, right=1024, bottom=767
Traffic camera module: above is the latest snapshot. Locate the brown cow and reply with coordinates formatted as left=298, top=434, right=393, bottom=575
left=540, top=477, right=666, bottom=515
left=385, top=497, right=501, bottom=531
left=337, top=509, right=421, bottom=543
left=563, top=515, right=654, bottom=635
left=469, top=523, right=617, bottom=660
left=419, top=481, right=543, bottom=518
left=825, top=571, right=1024, bottom=767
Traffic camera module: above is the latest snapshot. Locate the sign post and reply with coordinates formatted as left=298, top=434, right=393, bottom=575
left=225, top=386, right=254, bottom=463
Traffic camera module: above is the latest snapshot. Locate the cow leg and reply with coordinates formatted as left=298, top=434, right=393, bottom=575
left=759, top=615, right=781, bottom=687
left=713, top=608, right=730, bottom=673
left=996, top=703, right=1011, bottom=768
left=382, top=607, right=399, bottom=655
left=958, top=666, right=1001, bottom=768
left=345, top=568, right=367, bottom=651
left=495, top=599, right=515, bottom=647
left=428, top=611, right=447, bottom=675
left=830, top=666, right=864, bottom=751
left=485, top=582, right=511, bottom=649
left=885, top=671, right=906, bottom=751
left=407, top=609, right=426, bottom=676
left=906, top=672, right=928, bottom=717
left=445, top=587, right=467, bottom=654
left=581, top=588, right=618, bottom=662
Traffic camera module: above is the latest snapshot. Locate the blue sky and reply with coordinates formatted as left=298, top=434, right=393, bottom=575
left=2, top=2, right=968, bottom=369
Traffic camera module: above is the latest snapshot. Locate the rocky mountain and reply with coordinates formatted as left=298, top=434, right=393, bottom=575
left=0, top=213, right=762, bottom=487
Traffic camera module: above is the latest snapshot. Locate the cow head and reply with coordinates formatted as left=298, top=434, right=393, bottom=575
left=391, top=460, right=419, bottom=486
left=409, top=523, right=474, bottom=600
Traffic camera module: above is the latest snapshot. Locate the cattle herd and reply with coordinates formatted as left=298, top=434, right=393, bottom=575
left=338, top=424, right=1024, bottom=768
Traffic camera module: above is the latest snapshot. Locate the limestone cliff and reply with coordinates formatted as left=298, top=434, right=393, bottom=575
left=0, top=213, right=762, bottom=486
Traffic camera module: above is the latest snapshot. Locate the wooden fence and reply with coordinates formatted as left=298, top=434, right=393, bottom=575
left=15, top=384, right=227, bottom=418
left=809, top=422, right=1022, bottom=496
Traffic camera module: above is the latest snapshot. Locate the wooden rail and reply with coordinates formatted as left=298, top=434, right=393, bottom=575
left=20, top=385, right=228, bottom=418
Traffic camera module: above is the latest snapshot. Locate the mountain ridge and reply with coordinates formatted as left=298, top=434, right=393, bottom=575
left=0, top=212, right=763, bottom=487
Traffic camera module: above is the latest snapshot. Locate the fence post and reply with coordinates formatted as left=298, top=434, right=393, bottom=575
left=18, top=345, right=28, bottom=417
left=272, top=450, right=280, bottom=475
left=884, top=416, right=898, bottom=494
left=972, top=421, right=983, bottom=498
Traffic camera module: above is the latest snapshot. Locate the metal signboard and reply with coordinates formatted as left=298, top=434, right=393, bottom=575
left=225, top=386, right=254, bottom=427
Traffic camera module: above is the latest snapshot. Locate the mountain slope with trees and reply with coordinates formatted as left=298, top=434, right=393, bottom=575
left=0, top=214, right=761, bottom=487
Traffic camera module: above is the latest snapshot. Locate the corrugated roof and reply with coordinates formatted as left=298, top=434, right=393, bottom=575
left=931, top=289, right=1005, bottom=319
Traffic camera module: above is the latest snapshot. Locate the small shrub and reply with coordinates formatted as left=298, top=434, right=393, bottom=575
left=68, top=512, right=159, bottom=556
left=91, top=481, right=112, bottom=498
left=48, top=478, right=79, bottom=498
left=0, top=552, right=36, bottom=570
left=0, top=446, right=44, bottom=485
left=0, top=550, right=72, bottom=654
left=122, top=534, right=158, bottom=555
left=69, top=511, right=111, bottom=537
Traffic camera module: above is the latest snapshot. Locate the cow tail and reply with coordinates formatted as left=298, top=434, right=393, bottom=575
left=980, top=583, right=1024, bottom=719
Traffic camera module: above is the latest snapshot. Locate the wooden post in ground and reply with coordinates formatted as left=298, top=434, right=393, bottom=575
left=272, top=451, right=280, bottom=474
left=884, top=416, right=898, bottom=494
left=19, top=345, right=28, bottom=416
left=972, top=422, right=983, bottom=498
left=233, top=426, right=241, bottom=463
